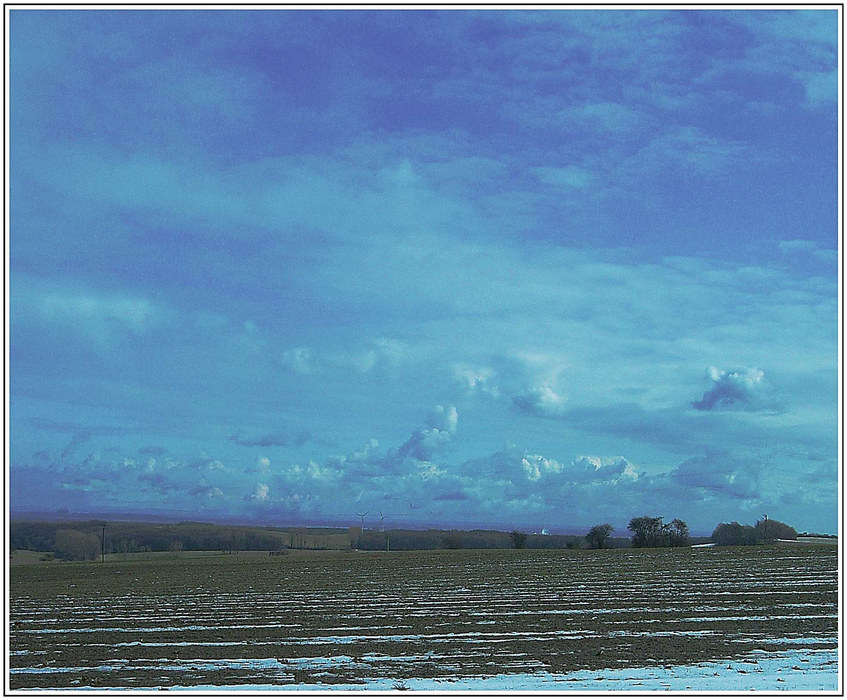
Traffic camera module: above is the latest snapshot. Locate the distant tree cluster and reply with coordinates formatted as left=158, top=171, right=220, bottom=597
left=711, top=518, right=797, bottom=546
left=711, top=522, right=757, bottom=546
left=585, top=523, right=614, bottom=549
left=628, top=516, right=690, bottom=548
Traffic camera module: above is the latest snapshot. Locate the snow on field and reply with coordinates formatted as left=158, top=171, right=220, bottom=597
left=52, top=647, right=838, bottom=693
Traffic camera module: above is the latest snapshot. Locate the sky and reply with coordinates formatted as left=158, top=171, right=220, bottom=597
left=8, top=8, right=840, bottom=536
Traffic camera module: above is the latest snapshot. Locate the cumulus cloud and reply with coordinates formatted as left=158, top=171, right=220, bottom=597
left=341, top=338, right=407, bottom=374
left=185, top=457, right=226, bottom=471
left=394, top=405, right=458, bottom=462
left=517, top=453, right=639, bottom=485
left=249, top=456, right=271, bottom=474
left=453, top=363, right=500, bottom=397
left=459, top=446, right=640, bottom=491
left=282, top=460, right=338, bottom=483
left=572, top=455, right=639, bottom=482
left=693, top=366, right=776, bottom=412
left=521, top=453, right=566, bottom=481
left=513, top=385, right=567, bottom=417
left=190, top=484, right=224, bottom=499
left=250, top=483, right=270, bottom=501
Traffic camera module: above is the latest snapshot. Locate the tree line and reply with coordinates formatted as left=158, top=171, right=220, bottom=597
left=11, top=520, right=298, bottom=560
left=582, top=516, right=799, bottom=549
left=10, top=514, right=801, bottom=561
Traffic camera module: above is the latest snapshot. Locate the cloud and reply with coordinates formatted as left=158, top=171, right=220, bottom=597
left=533, top=165, right=597, bottom=189
left=629, top=126, right=748, bottom=178
left=250, top=483, right=270, bottom=501
left=572, top=455, right=639, bottom=482
left=513, top=385, right=567, bottom=417
left=8, top=11, right=836, bottom=535
left=779, top=239, right=820, bottom=254
left=190, top=484, right=225, bottom=499
left=138, top=445, right=166, bottom=456
left=669, top=450, right=760, bottom=499
left=185, top=457, right=226, bottom=471
left=230, top=429, right=312, bottom=448
left=800, top=70, right=837, bottom=109
left=60, top=432, right=91, bottom=466
left=453, top=363, right=500, bottom=397
left=35, top=289, right=166, bottom=349
left=280, top=347, right=314, bottom=374
left=514, top=453, right=640, bottom=486
left=255, top=456, right=271, bottom=473
left=692, top=366, right=777, bottom=412
left=778, top=239, right=836, bottom=266
left=520, top=453, right=566, bottom=481
left=278, top=340, right=408, bottom=377
left=394, top=405, right=458, bottom=462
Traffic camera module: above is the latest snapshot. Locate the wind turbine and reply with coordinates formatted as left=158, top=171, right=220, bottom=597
left=355, top=511, right=369, bottom=529
left=379, top=511, right=385, bottom=532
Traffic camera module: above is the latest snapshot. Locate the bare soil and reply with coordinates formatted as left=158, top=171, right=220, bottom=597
left=8, top=545, right=837, bottom=689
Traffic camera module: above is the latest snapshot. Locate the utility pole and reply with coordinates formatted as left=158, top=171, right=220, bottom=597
left=101, top=523, right=107, bottom=563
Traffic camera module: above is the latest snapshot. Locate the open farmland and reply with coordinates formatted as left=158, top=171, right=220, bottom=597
left=8, top=544, right=838, bottom=690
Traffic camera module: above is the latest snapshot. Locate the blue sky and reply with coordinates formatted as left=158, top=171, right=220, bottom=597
left=9, top=9, right=839, bottom=535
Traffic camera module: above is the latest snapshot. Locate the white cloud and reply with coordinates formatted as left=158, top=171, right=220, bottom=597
left=693, top=366, right=775, bottom=412
left=573, top=456, right=639, bottom=482
left=513, top=385, right=567, bottom=417
left=453, top=363, right=500, bottom=397
left=521, top=453, right=566, bottom=481
left=428, top=405, right=459, bottom=434
left=394, top=405, right=459, bottom=462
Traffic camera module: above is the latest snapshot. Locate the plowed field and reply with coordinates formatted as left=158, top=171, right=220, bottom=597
left=8, top=544, right=838, bottom=690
